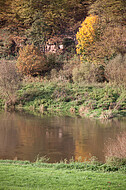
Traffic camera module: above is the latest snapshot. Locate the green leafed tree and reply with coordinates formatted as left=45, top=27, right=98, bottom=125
left=26, top=11, right=52, bottom=53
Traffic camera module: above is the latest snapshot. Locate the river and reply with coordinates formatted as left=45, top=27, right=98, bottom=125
left=0, top=111, right=126, bottom=163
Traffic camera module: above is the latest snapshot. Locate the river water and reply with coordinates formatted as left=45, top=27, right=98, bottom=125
left=0, top=111, right=126, bottom=163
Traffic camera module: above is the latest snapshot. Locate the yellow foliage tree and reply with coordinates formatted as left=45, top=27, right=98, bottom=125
left=76, top=15, right=98, bottom=61
left=16, top=44, right=46, bottom=76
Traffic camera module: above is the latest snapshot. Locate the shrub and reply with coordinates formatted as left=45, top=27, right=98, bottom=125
left=16, top=44, right=46, bottom=76
left=62, top=37, right=75, bottom=55
left=49, top=55, right=79, bottom=82
left=72, top=64, right=88, bottom=83
left=45, top=53, right=63, bottom=72
left=59, top=62, right=74, bottom=82
left=105, top=54, right=126, bottom=84
left=105, top=157, right=126, bottom=167
left=0, top=60, right=21, bottom=107
left=72, top=62, right=106, bottom=83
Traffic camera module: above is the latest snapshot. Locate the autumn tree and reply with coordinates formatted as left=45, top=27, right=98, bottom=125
left=87, top=0, right=126, bottom=62
left=6, top=0, right=91, bottom=32
left=0, top=0, right=6, bottom=16
left=16, top=44, right=47, bottom=76
left=89, top=0, right=126, bottom=24
left=0, top=0, right=12, bottom=26
left=9, top=0, right=34, bottom=24
left=64, top=0, right=92, bottom=22
left=76, top=15, right=99, bottom=62
left=76, top=0, right=126, bottom=63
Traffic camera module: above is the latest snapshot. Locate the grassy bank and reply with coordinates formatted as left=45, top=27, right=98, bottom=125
left=0, top=160, right=126, bottom=190
left=0, top=80, right=126, bottom=119
left=15, top=81, right=126, bottom=119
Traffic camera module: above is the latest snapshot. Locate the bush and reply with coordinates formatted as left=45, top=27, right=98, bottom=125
left=105, top=157, right=126, bottom=167
left=59, top=63, right=75, bottom=82
left=50, top=63, right=74, bottom=83
left=105, top=54, right=126, bottom=84
left=49, top=55, right=79, bottom=82
left=72, top=64, right=88, bottom=83
left=16, top=44, right=46, bottom=76
left=62, top=37, right=75, bottom=55
left=45, top=53, right=64, bottom=72
left=0, top=60, right=21, bottom=107
left=104, top=132, right=126, bottom=160
left=45, top=53, right=56, bottom=70
left=72, top=62, right=106, bottom=83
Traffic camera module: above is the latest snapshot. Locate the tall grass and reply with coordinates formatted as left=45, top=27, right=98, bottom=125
left=104, top=132, right=126, bottom=159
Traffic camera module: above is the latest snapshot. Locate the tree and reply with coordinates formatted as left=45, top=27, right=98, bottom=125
left=89, top=0, right=126, bottom=24
left=76, top=0, right=126, bottom=63
left=1, top=0, right=91, bottom=34
left=26, top=11, right=52, bottom=53
left=0, top=0, right=6, bottom=15
left=10, top=0, right=34, bottom=24
left=76, top=15, right=98, bottom=62
left=0, top=0, right=12, bottom=25
left=90, top=0, right=126, bottom=61
left=16, top=44, right=47, bottom=76
left=87, top=24, right=126, bottom=62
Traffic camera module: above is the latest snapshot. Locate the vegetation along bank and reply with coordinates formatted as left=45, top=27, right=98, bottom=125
left=0, top=0, right=126, bottom=119
left=0, top=79, right=126, bottom=119
left=0, top=1, right=126, bottom=189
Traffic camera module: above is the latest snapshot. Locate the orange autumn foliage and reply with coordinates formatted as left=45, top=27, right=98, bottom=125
left=16, top=44, right=47, bottom=76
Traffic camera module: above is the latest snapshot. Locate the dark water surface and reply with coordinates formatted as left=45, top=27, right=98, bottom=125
left=0, top=111, right=126, bottom=163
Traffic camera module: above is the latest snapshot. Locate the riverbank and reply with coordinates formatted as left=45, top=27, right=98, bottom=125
left=0, top=81, right=126, bottom=119
left=0, top=160, right=126, bottom=189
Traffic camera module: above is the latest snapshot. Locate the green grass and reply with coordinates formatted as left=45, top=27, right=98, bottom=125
left=0, top=160, right=126, bottom=190
left=15, top=81, right=126, bottom=119
left=0, top=81, right=126, bottom=119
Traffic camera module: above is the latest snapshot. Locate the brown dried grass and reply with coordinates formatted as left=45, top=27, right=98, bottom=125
left=104, top=132, right=126, bottom=159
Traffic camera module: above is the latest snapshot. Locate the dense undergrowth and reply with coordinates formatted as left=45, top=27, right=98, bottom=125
left=11, top=81, right=126, bottom=119
left=0, top=158, right=126, bottom=172
left=0, top=80, right=126, bottom=119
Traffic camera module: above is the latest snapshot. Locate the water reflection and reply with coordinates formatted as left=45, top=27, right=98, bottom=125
left=0, top=111, right=126, bottom=163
